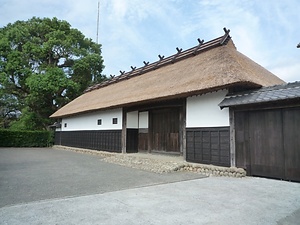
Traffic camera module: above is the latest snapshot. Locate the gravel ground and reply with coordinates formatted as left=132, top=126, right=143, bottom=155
left=54, top=145, right=187, bottom=173
left=53, top=146, right=246, bottom=177
left=102, top=154, right=186, bottom=173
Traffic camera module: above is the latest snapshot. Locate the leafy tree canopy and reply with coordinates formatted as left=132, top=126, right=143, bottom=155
left=0, top=17, right=105, bottom=130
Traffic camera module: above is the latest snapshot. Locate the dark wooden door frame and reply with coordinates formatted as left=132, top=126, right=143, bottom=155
left=123, top=99, right=186, bottom=155
left=234, top=106, right=300, bottom=181
left=148, top=107, right=180, bottom=153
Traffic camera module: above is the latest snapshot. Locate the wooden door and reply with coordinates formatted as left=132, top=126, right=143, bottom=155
left=235, top=107, right=300, bottom=181
left=283, top=107, right=300, bottom=181
left=150, top=108, right=179, bottom=152
left=248, top=110, right=285, bottom=179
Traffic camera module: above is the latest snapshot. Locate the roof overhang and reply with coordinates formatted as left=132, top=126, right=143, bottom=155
left=219, top=82, right=300, bottom=109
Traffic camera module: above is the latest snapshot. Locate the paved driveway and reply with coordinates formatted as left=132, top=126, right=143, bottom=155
left=0, top=148, right=205, bottom=207
left=0, top=148, right=300, bottom=225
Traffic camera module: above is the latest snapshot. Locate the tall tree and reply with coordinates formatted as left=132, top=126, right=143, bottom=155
left=0, top=17, right=105, bottom=129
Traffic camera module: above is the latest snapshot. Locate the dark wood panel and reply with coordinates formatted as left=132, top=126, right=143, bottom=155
left=248, top=110, right=284, bottom=179
left=234, top=111, right=250, bottom=170
left=235, top=106, right=300, bottom=182
left=54, top=131, right=61, bottom=145
left=58, top=130, right=122, bottom=153
left=283, top=107, right=300, bottom=181
left=138, top=129, right=148, bottom=151
left=150, top=108, right=180, bottom=152
left=138, top=134, right=148, bottom=151
left=186, top=127, right=230, bottom=167
left=126, top=129, right=138, bottom=153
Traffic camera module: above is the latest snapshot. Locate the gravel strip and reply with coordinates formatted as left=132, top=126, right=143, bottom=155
left=53, top=145, right=246, bottom=177
left=102, top=154, right=186, bottom=173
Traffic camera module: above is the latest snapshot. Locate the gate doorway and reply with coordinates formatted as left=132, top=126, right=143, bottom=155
left=150, top=108, right=180, bottom=153
left=235, top=107, right=300, bottom=182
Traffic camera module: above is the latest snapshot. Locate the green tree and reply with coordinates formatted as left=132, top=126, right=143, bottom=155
left=0, top=89, right=20, bottom=128
left=0, top=17, right=105, bottom=129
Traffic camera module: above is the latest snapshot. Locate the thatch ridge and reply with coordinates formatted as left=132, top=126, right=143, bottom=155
left=85, top=29, right=231, bottom=93
left=50, top=30, right=284, bottom=118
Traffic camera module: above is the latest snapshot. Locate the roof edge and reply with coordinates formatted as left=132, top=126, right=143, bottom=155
left=85, top=28, right=232, bottom=93
left=219, top=81, right=299, bottom=109
left=51, top=80, right=259, bottom=119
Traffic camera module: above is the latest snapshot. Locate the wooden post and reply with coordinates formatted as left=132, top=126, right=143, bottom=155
left=179, top=100, right=187, bottom=159
left=122, top=108, right=127, bottom=154
left=148, top=110, right=152, bottom=153
left=229, top=108, right=236, bottom=167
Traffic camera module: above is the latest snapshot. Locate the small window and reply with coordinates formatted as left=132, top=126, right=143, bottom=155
left=97, top=119, right=102, bottom=125
left=64, top=123, right=67, bottom=128
left=112, top=118, right=118, bottom=124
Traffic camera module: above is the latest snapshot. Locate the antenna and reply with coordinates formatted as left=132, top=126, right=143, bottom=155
left=96, top=1, right=100, bottom=44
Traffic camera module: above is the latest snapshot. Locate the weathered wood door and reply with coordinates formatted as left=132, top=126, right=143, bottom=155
left=235, top=107, right=300, bottom=181
left=150, top=108, right=179, bottom=152
left=282, top=107, right=300, bottom=181
left=248, top=110, right=285, bottom=179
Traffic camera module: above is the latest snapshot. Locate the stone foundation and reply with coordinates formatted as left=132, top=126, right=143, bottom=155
left=178, top=164, right=246, bottom=177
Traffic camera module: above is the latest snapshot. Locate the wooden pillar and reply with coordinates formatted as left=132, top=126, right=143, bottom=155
left=179, top=100, right=187, bottom=159
left=147, top=110, right=152, bottom=153
left=229, top=108, right=236, bottom=167
left=122, top=108, right=127, bottom=154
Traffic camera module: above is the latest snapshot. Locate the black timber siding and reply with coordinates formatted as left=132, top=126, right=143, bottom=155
left=186, top=127, right=230, bottom=167
left=150, top=108, right=180, bottom=152
left=54, top=130, right=122, bottom=153
left=235, top=106, right=300, bottom=182
left=126, top=128, right=138, bottom=153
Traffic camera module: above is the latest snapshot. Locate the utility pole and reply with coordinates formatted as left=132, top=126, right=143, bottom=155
left=96, top=0, right=100, bottom=44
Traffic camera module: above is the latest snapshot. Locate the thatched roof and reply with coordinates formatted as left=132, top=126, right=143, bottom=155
left=50, top=30, right=284, bottom=118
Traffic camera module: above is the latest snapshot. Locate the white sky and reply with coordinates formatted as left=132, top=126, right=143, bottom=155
left=1, top=0, right=299, bottom=82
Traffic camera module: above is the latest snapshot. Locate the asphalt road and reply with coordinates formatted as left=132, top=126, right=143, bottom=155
left=0, top=147, right=205, bottom=208
left=1, top=148, right=300, bottom=225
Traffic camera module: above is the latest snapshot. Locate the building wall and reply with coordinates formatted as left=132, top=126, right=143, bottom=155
left=185, top=90, right=230, bottom=166
left=138, top=111, right=149, bottom=128
left=56, top=108, right=123, bottom=152
left=61, top=108, right=122, bottom=131
left=186, top=90, right=229, bottom=127
left=55, top=91, right=231, bottom=164
left=127, top=111, right=138, bottom=128
left=55, top=130, right=122, bottom=153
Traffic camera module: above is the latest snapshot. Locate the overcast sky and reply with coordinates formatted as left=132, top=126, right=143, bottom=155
left=1, top=0, right=299, bottom=82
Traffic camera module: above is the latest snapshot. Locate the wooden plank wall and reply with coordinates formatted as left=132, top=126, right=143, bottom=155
left=126, top=129, right=138, bottom=153
left=138, top=128, right=148, bottom=151
left=283, top=107, right=300, bottom=181
left=150, top=108, right=180, bottom=152
left=235, top=106, right=300, bottom=181
left=186, top=127, right=230, bottom=166
left=55, top=130, right=122, bottom=153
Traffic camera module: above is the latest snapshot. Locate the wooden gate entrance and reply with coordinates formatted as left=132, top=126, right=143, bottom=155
left=150, top=108, right=180, bottom=153
left=248, top=110, right=285, bottom=179
left=235, top=107, right=300, bottom=181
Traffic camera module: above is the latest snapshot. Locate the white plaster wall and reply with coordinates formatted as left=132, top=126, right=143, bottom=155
left=186, top=90, right=229, bottom=127
left=61, top=108, right=122, bottom=131
left=138, top=111, right=148, bottom=128
left=127, top=111, right=138, bottom=128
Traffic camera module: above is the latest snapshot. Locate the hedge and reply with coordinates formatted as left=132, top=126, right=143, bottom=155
left=0, top=130, right=54, bottom=147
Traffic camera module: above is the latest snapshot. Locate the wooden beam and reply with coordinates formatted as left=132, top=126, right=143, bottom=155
left=122, top=108, right=127, bottom=154
left=148, top=110, right=153, bottom=153
left=229, top=108, right=236, bottom=167
left=179, top=99, right=186, bottom=158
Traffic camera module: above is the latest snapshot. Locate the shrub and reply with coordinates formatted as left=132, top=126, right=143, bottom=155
left=0, top=130, right=54, bottom=147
